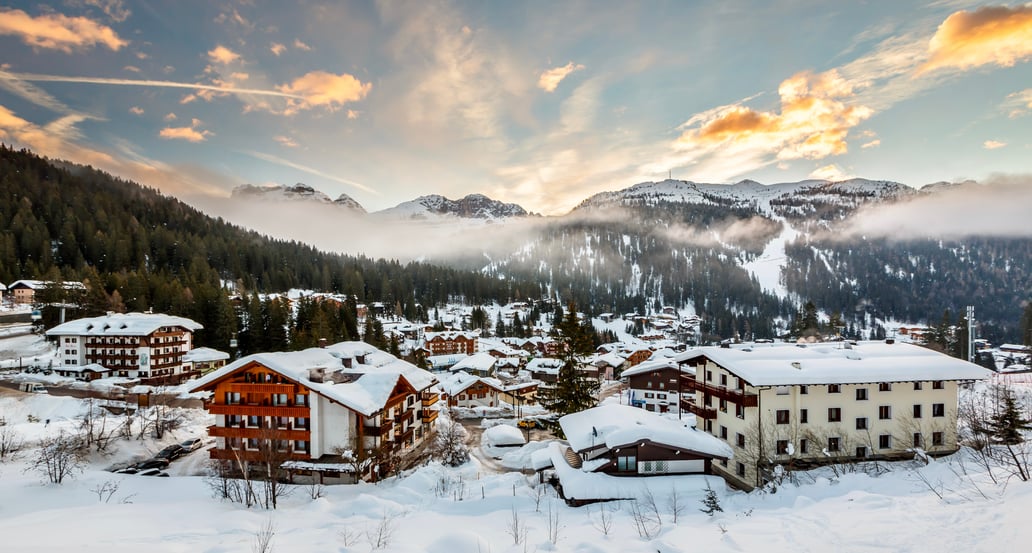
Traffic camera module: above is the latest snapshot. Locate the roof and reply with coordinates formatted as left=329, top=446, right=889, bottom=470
left=182, top=347, right=231, bottom=363
left=525, top=357, right=562, bottom=374
left=620, top=358, right=695, bottom=378
left=673, top=341, right=992, bottom=386
left=559, top=404, right=732, bottom=459
left=56, top=363, right=111, bottom=374
left=449, top=352, right=497, bottom=373
left=8, top=279, right=84, bottom=290
left=437, top=371, right=482, bottom=396
left=188, top=342, right=436, bottom=417
left=424, top=330, right=478, bottom=342
left=594, top=352, right=627, bottom=367
left=46, top=312, right=203, bottom=337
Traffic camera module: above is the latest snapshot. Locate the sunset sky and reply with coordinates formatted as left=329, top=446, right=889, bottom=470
left=0, top=1, right=1030, bottom=214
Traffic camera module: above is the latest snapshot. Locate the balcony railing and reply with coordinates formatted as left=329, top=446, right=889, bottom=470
left=227, top=383, right=295, bottom=394
left=208, top=448, right=309, bottom=462
left=684, top=401, right=717, bottom=419
left=421, top=392, right=440, bottom=406
left=421, top=409, right=439, bottom=423
left=684, top=379, right=758, bottom=407
left=209, top=404, right=309, bottom=417
left=363, top=419, right=394, bottom=436
left=207, top=425, right=310, bottom=441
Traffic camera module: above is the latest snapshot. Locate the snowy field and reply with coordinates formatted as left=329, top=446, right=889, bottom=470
left=1, top=389, right=1032, bottom=553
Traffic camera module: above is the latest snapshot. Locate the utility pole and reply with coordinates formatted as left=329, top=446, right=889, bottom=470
left=966, top=305, right=975, bottom=363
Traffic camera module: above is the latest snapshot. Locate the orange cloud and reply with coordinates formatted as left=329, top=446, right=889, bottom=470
left=861, top=139, right=881, bottom=149
left=538, top=62, right=585, bottom=92
left=270, top=42, right=286, bottom=56
left=128, top=106, right=143, bottom=115
left=1003, top=88, right=1032, bottom=117
left=0, top=8, right=127, bottom=52
left=677, top=70, right=872, bottom=161
left=277, top=71, right=371, bottom=115
left=919, top=5, right=1032, bottom=74
left=809, top=163, right=851, bottom=181
left=208, top=45, right=240, bottom=64
left=983, top=139, right=1007, bottom=149
left=159, top=121, right=212, bottom=143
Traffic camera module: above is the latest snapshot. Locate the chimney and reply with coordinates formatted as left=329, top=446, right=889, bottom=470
left=318, top=338, right=328, bottom=348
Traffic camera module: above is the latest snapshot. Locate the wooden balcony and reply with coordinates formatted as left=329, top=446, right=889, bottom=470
left=685, top=379, right=758, bottom=407
left=364, top=419, right=394, bottom=437
left=208, top=425, right=309, bottom=441
left=209, top=403, right=309, bottom=417
left=421, top=409, right=439, bottom=423
left=209, top=448, right=309, bottom=462
left=226, top=383, right=296, bottom=394
left=421, top=392, right=440, bottom=406
left=684, top=401, right=717, bottom=419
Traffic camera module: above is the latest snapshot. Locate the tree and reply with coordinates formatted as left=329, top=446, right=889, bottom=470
left=538, top=303, right=599, bottom=435
left=432, top=409, right=470, bottom=467
left=28, top=431, right=84, bottom=484
left=987, top=387, right=1032, bottom=445
left=1021, top=300, right=1032, bottom=347
left=699, top=482, right=722, bottom=515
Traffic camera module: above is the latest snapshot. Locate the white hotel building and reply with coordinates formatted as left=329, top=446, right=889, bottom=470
left=676, top=340, right=991, bottom=490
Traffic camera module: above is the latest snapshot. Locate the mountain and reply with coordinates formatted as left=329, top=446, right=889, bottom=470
left=231, top=183, right=367, bottom=213
left=376, top=193, right=530, bottom=220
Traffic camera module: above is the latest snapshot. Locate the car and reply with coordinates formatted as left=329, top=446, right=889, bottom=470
left=115, top=466, right=140, bottom=475
left=138, top=469, right=169, bottom=477
left=179, top=438, right=204, bottom=452
left=131, top=458, right=169, bottom=471
left=154, top=444, right=185, bottom=461
left=518, top=418, right=545, bottom=429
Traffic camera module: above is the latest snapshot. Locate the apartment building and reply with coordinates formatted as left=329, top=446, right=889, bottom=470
left=45, top=312, right=202, bottom=382
left=622, top=358, right=695, bottom=414
left=676, top=341, right=991, bottom=490
left=187, top=341, right=440, bottom=482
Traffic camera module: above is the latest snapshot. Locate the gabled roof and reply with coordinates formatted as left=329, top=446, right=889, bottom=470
left=8, top=279, right=84, bottom=290
left=449, top=352, right=497, bottom=373
left=525, top=357, right=562, bottom=374
left=182, top=347, right=230, bottom=363
left=620, top=358, right=695, bottom=378
left=560, top=404, right=732, bottom=459
left=46, top=312, right=203, bottom=337
left=674, top=341, right=991, bottom=386
left=188, top=342, right=436, bottom=417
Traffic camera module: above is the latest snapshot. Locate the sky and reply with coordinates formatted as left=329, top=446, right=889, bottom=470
left=0, top=1, right=1030, bottom=216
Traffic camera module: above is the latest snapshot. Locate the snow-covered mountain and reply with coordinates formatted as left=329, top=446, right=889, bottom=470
left=375, top=193, right=531, bottom=220
left=231, top=183, right=367, bottom=213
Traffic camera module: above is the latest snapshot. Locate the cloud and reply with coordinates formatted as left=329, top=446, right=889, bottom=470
left=128, top=106, right=143, bottom=115
left=538, top=62, right=585, bottom=92
left=1003, top=88, right=1032, bottom=117
left=244, top=150, right=377, bottom=194
left=274, top=135, right=299, bottom=148
left=809, top=164, right=852, bottom=181
left=123, top=65, right=140, bottom=73
left=861, top=139, right=881, bottom=149
left=919, top=5, right=1032, bottom=74
left=159, top=119, right=212, bottom=142
left=270, top=42, right=286, bottom=56
left=83, top=0, right=131, bottom=23
left=230, top=72, right=249, bottom=81
left=0, top=8, right=127, bottom=52
left=293, top=39, right=312, bottom=51
left=164, top=112, right=176, bottom=121
left=2, top=72, right=308, bottom=101
left=841, top=175, right=1032, bottom=238
left=676, top=70, right=872, bottom=162
left=983, top=139, right=1007, bottom=149
left=208, top=45, right=241, bottom=64
left=277, top=71, right=371, bottom=114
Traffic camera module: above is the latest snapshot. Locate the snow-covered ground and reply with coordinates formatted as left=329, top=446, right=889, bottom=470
left=2, top=388, right=1032, bottom=552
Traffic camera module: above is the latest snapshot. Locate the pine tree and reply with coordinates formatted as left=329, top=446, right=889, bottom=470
left=988, top=387, right=1032, bottom=445
left=538, top=303, right=599, bottom=436
left=699, top=483, right=722, bottom=515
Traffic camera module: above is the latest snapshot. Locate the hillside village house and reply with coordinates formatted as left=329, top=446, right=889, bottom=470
left=188, top=342, right=440, bottom=483
left=182, top=347, right=231, bottom=376
left=676, top=341, right=991, bottom=490
left=622, top=358, right=695, bottom=414
left=45, top=313, right=202, bottom=383
left=421, top=330, right=478, bottom=356
left=7, top=279, right=85, bottom=305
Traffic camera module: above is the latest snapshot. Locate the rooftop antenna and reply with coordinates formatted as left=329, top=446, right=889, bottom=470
left=967, top=305, right=975, bottom=363
left=668, top=169, right=672, bottom=180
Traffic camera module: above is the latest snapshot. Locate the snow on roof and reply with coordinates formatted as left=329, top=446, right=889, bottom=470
left=560, top=404, right=732, bottom=459
left=437, top=371, right=481, bottom=396
left=449, top=352, right=497, bottom=373
left=673, top=341, right=991, bottom=386
left=182, top=347, right=230, bottom=363
left=619, top=358, right=695, bottom=378
left=189, top=342, right=436, bottom=417
left=526, top=357, right=561, bottom=374
left=593, top=352, right=627, bottom=367
left=56, top=363, right=111, bottom=373
left=0, top=283, right=5, bottom=291
left=426, top=354, right=468, bottom=369
left=46, top=312, right=203, bottom=336
left=424, top=330, right=478, bottom=342
left=8, top=279, right=84, bottom=290
left=530, top=446, right=554, bottom=470
left=483, top=424, right=526, bottom=447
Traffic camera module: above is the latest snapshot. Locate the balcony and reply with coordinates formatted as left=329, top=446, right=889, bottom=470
left=209, top=403, right=309, bottom=418
left=685, top=379, right=758, bottom=407
left=363, top=419, right=394, bottom=437
left=421, top=392, right=440, bottom=407
left=684, top=401, right=717, bottom=419
left=421, top=409, right=439, bottom=423
left=208, top=448, right=309, bottom=462
left=207, top=425, right=309, bottom=441
left=227, top=383, right=295, bottom=394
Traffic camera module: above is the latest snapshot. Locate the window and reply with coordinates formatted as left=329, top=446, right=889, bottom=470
left=644, top=392, right=654, bottom=399
left=271, top=393, right=288, bottom=406
left=828, top=384, right=841, bottom=393
left=736, top=433, right=745, bottom=448
left=776, top=409, right=790, bottom=424
left=800, top=408, right=809, bottom=423
left=247, top=438, right=259, bottom=450
left=879, top=434, right=892, bottom=449
left=617, top=455, right=637, bottom=472
left=914, top=382, right=923, bottom=391
left=295, top=394, right=308, bottom=406
left=828, top=407, right=842, bottom=422
left=294, top=417, right=308, bottom=430
left=856, top=388, right=868, bottom=401
left=706, top=370, right=712, bottom=382
left=933, top=381, right=945, bottom=390
left=856, top=446, right=868, bottom=458
left=294, top=440, right=309, bottom=453
left=720, top=374, right=728, bottom=387
left=879, top=405, right=892, bottom=420
left=800, top=439, right=809, bottom=454
left=776, top=386, right=790, bottom=395
left=879, top=382, right=892, bottom=392
left=736, top=462, right=746, bottom=477
left=275, top=416, right=290, bottom=428
left=735, top=404, right=745, bottom=419
left=827, top=437, right=840, bottom=452
left=720, top=426, right=728, bottom=440
left=658, top=382, right=665, bottom=390
left=776, top=440, right=790, bottom=455
left=719, top=399, right=727, bottom=413
left=247, top=415, right=261, bottom=428
left=932, top=432, right=944, bottom=446
left=705, top=420, right=713, bottom=433
left=913, top=433, right=923, bottom=448
left=800, top=385, right=808, bottom=395
left=932, top=403, right=945, bottom=417
left=225, top=392, right=241, bottom=405
left=913, top=404, right=922, bottom=419
left=856, top=417, right=868, bottom=430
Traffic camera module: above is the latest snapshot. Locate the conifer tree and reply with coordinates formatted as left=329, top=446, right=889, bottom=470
left=988, top=387, right=1032, bottom=445
left=538, top=303, right=598, bottom=435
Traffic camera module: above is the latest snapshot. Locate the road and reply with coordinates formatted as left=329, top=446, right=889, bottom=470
left=459, top=417, right=555, bottom=474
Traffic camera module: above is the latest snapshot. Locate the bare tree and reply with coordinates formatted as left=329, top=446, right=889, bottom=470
left=628, top=498, right=660, bottom=539
left=28, top=431, right=84, bottom=484
left=365, top=510, right=398, bottom=550
left=252, top=519, right=275, bottom=553
left=431, top=409, right=469, bottom=467
left=545, top=499, right=563, bottom=545
left=78, top=398, right=120, bottom=453
left=667, top=486, right=687, bottom=524
left=333, top=435, right=393, bottom=483
left=255, top=426, right=294, bottom=509
left=590, top=502, right=614, bottom=536
left=505, top=505, right=528, bottom=545
left=0, top=425, right=24, bottom=460
left=90, top=479, right=121, bottom=503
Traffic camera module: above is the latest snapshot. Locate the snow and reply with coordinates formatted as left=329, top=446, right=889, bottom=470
left=560, top=404, right=732, bottom=459
left=676, top=341, right=991, bottom=386
left=45, top=312, right=203, bottom=336
left=449, top=352, right=497, bottom=373
left=181, top=347, right=230, bottom=363
left=482, top=424, right=527, bottom=447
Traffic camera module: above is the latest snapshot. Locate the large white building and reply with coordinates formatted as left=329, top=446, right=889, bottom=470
left=45, top=312, right=202, bottom=382
left=675, top=341, right=991, bottom=490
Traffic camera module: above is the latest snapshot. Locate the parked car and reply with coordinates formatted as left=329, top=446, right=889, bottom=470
left=154, top=444, right=185, bottom=461
left=138, top=468, right=169, bottom=477
left=179, top=438, right=204, bottom=452
left=115, top=466, right=140, bottom=475
left=131, top=458, right=169, bottom=471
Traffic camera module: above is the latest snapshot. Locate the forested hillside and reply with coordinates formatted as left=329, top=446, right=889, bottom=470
left=0, top=145, right=542, bottom=351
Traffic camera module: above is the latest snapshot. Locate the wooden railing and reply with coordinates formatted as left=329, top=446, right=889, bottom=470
left=207, top=425, right=309, bottom=441
left=209, top=404, right=309, bottom=417
left=421, top=409, right=439, bottom=423
left=684, top=401, right=717, bottom=419
left=684, top=379, right=758, bottom=407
